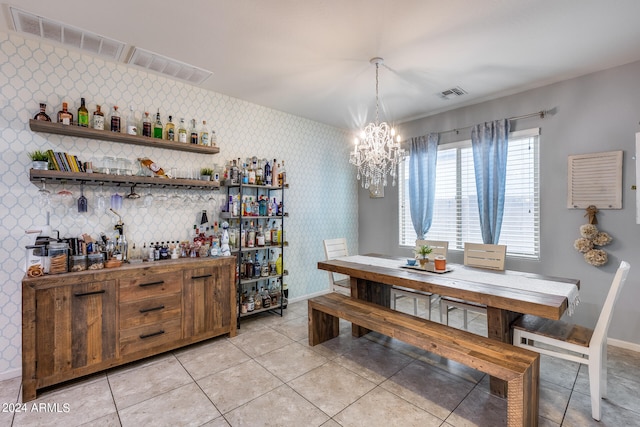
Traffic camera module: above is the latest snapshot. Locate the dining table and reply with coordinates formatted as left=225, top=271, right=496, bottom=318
left=317, top=253, right=580, bottom=398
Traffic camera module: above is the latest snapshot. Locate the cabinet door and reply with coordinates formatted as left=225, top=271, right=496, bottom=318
left=183, top=264, right=234, bottom=338
left=35, top=280, right=116, bottom=378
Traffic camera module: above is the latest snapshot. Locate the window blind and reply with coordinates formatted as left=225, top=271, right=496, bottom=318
left=399, top=129, right=540, bottom=258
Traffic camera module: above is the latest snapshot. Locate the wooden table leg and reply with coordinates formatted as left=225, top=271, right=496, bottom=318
left=350, top=277, right=390, bottom=337
left=486, top=306, right=521, bottom=397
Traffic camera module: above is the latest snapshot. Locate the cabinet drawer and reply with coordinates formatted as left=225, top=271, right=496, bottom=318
left=120, top=293, right=181, bottom=330
left=119, top=271, right=182, bottom=302
left=119, top=317, right=182, bottom=356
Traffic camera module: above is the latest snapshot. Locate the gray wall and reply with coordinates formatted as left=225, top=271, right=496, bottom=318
left=358, top=59, right=640, bottom=346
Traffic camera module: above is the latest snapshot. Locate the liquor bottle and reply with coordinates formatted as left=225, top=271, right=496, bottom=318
left=210, top=129, right=217, bottom=147
left=142, top=112, right=152, bottom=137
left=110, top=106, right=120, bottom=132
left=178, top=118, right=187, bottom=143
left=189, top=119, right=198, bottom=144
left=261, top=285, right=270, bottom=308
left=254, top=254, right=261, bottom=278
left=34, top=103, right=51, bottom=121
left=247, top=157, right=256, bottom=185
left=153, top=110, right=163, bottom=138
left=256, top=160, right=264, bottom=186
left=271, top=160, right=278, bottom=187
left=270, top=220, right=279, bottom=244
left=261, top=258, right=269, bottom=277
left=199, top=120, right=209, bottom=146
left=256, top=225, right=265, bottom=247
left=231, top=159, right=239, bottom=184
left=247, top=292, right=255, bottom=312
left=147, top=242, right=155, bottom=262
left=127, top=105, right=138, bottom=135
left=165, top=115, right=175, bottom=141
left=264, top=160, right=272, bottom=186
left=245, top=256, right=254, bottom=279
left=242, top=162, right=249, bottom=184
left=77, top=97, right=89, bottom=127
left=253, top=287, right=261, bottom=310
left=279, top=160, right=287, bottom=186
left=264, top=223, right=271, bottom=246
left=93, top=105, right=104, bottom=130
left=247, top=221, right=256, bottom=248
left=276, top=252, right=283, bottom=274
left=138, top=157, right=168, bottom=177
left=154, top=242, right=160, bottom=261
left=57, top=102, right=74, bottom=125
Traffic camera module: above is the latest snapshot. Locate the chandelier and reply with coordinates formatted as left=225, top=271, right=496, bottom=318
left=350, top=57, right=405, bottom=189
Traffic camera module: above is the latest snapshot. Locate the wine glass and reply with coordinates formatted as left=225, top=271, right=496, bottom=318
left=142, top=186, right=154, bottom=208
left=77, top=182, right=88, bottom=213
left=96, top=182, right=107, bottom=211
left=37, top=179, right=50, bottom=209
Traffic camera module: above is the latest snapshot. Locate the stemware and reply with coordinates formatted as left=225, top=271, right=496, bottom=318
left=96, top=182, right=107, bottom=211
left=77, top=182, right=88, bottom=213
left=142, top=186, right=154, bottom=208
left=37, top=179, right=50, bottom=209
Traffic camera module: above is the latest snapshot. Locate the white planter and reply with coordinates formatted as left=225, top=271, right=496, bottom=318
left=31, top=161, right=48, bottom=170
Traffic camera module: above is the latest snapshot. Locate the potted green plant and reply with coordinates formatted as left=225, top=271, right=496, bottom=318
left=28, top=150, right=49, bottom=170
left=415, top=244, right=433, bottom=267
left=200, top=167, right=213, bottom=181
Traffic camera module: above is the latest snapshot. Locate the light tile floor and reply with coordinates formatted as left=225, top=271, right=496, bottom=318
left=2, top=297, right=640, bottom=426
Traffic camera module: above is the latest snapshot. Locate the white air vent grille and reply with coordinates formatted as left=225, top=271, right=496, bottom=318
left=128, top=47, right=212, bottom=85
left=438, top=86, right=467, bottom=100
left=10, top=6, right=125, bottom=61
left=567, top=150, right=623, bottom=209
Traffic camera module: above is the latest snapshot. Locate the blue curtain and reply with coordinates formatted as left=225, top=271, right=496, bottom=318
left=471, top=119, right=509, bottom=244
left=409, top=133, right=439, bottom=239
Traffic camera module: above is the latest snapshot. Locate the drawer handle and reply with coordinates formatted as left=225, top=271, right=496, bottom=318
left=74, top=290, right=106, bottom=297
left=139, top=281, right=164, bottom=287
left=140, top=330, right=165, bottom=339
left=191, top=274, right=212, bottom=280
left=139, top=305, right=165, bottom=314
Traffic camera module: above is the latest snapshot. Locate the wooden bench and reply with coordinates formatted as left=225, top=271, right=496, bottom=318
left=308, top=292, right=540, bottom=427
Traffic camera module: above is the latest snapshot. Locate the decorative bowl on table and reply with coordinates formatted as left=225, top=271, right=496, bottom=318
left=406, top=259, right=417, bottom=266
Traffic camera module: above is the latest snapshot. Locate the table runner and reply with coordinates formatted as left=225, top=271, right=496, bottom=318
left=336, top=255, right=580, bottom=315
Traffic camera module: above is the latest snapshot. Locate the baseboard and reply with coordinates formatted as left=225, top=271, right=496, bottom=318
left=289, top=289, right=331, bottom=304
left=0, top=368, right=21, bottom=382
left=607, top=338, right=640, bottom=352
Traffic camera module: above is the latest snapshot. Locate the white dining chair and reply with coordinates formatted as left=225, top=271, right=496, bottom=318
left=512, top=260, right=630, bottom=421
left=440, top=243, right=507, bottom=329
left=323, top=238, right=350, bottom=295
left=390, top=239, right=448, bottom=319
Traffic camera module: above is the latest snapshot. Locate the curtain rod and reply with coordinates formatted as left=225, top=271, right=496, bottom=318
left=433, top=110, right=547, bottom=136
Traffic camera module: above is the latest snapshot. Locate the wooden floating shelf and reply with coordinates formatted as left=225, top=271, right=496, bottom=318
left=30, top=169, right=220, bottom=190
left=29, top=119, right=220, bottom=155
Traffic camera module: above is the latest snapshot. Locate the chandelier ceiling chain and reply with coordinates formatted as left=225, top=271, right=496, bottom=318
left=349, top=57, right=405, bottom=189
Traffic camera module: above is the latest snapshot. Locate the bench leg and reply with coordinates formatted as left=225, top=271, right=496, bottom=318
left=308, top=302, right=340, bottom=346
left=506, top=357, right=539, bottom=427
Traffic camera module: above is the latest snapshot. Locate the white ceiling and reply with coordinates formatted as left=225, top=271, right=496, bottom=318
left=3, top=1, right=640, bottom=130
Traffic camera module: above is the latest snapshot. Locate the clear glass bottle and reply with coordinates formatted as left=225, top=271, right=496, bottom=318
left=57, top=102, right=74, bottom=125
left=210, top=129, right=217, bottom=147
left=253, top=286, right=262, bottom=310
left=255, top=159, right=264, bottom=185
left=264, top=160, right=271, bottom=186
left=199, top=120, right=209, bottom=146
left=34, top=103, right=51, bottom=121
left=279, top=160, right=287, bottom=186
left=77, top=98, right=88, bottom=127
left=271, top=220, right=279, bottom=244
left=254, top=253, right=261, bottom=278
left=178, top=118, right=187, bottom=143
left=247, top=221, right=256, bottom=248
left=153, top=109, right=163, bottom=138
left=93, top=105, right=104, bottom=130
left=142, top=112, right=152, bottom=137
left=189, top=119, right=198, bottom=144
left=165, top=115, right=175, bottom=141
left=256, top=225, right=265, bottom=247
left=110, top=105, right=120, bottom=132
left=127, top=105, right=138, bottom=135
left=247, top=291, right=255, bottom=312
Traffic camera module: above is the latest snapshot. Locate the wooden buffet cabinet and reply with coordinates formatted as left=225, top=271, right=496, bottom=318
left=21, top=256, right=236, bottom=402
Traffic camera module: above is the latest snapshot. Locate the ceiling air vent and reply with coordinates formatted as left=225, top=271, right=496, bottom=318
left=127, top=47, right=213, bottom=85
left=438, top=86, right=467, bottom=100
left=9, top=6, right=126, bottom=61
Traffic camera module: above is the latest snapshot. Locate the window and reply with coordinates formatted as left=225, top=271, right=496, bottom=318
left=399, top=128, right=540, bottom=258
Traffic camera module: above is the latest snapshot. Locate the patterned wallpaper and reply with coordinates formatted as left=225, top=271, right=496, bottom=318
left=0, top=32, right=358, bottom=378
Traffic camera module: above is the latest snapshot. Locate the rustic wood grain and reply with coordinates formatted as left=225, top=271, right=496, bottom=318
left=309, top=293, right=540, bottom=427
